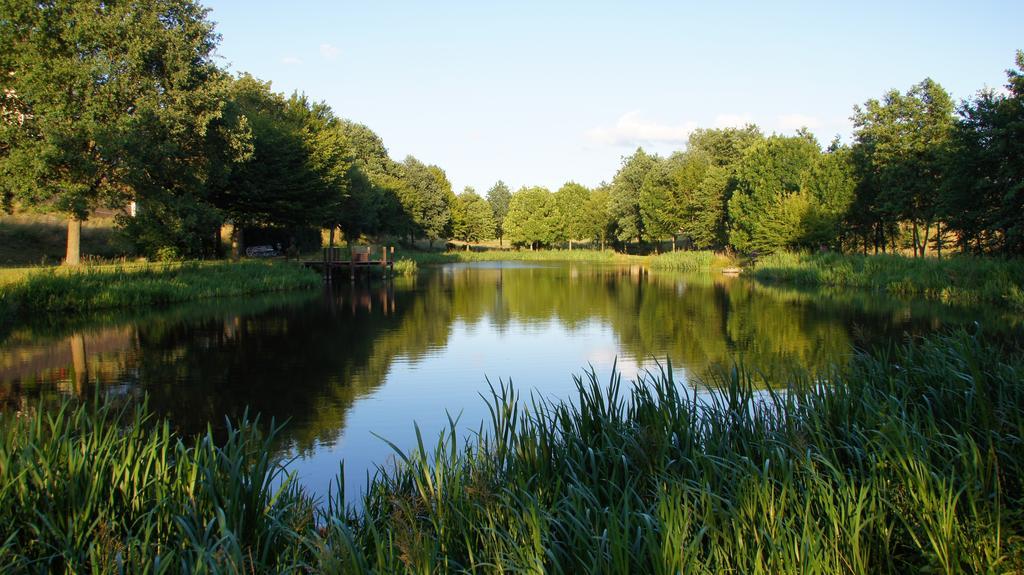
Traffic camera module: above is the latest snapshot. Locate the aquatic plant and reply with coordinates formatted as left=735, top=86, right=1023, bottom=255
left=753, top=252, right=1024, bottom=307
left=1, top=329, right=1022, bottom=572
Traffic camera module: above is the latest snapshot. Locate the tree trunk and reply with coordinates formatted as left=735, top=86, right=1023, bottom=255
left=920, top=223, right=930, bottom=258
left=568, top=239, right=573, bottom=251
left=465, top=242, right=470, bottom=252
left=329, top=226, right=335, bottom=248
left=936, top=221, right=943, bottom=259
left=65, top=217, right=82, bottom=266
left=231, top=225, right=244, bottom=260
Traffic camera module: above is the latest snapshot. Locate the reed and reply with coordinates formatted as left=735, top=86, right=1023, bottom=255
left=646, top=250, right=727, bottom=272
left=753, top=252, right=1024, bottom=307
left=392, top=257, right=419, bottom=277
left=2, top=329, right=1022, bottom=573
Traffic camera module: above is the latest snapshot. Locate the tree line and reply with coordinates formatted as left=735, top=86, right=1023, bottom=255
left=1, top=1, right=1021, bottom=262
left=0, top=0, right=462, bottom=263
left=492, top=51, right=1023, bottom=257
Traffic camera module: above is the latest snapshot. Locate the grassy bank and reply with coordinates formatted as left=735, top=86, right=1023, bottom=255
left=2, top=329, right=1021, bottom=572
left=0, top=214, right=134, bottom=266
left=752, top=252, right=1024, bottom=309
left=0, top=260, right=321, bottom=318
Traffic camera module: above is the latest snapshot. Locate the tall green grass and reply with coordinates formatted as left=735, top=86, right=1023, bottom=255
left=0, top=260, right=321, bottom=317
left=646, top=250, right=728, bottom=272
left=2, top=330, right=1022, bottom=573
left=753, top=252, right=1024, bottom=308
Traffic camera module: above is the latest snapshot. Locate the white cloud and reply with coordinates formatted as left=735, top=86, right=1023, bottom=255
left=319, top=43, right=341, bottom=60
left=280, top=56, right=303, bottom=66
left=776, top=113, right=822, bottom=131
left=712, top=113, right=754, bottom=128
left=585, top=111, right=697, bottom=147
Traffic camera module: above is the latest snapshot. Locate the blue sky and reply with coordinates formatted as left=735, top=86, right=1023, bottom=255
left=203, top=0, right=1022, bottom=194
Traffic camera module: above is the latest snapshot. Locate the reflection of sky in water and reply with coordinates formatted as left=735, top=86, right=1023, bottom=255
left=285, top=318, right=684, bottom=506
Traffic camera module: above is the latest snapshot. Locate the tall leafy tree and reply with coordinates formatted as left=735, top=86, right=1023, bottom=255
left=337, top=120, right=406, bottom=240
left=583, top=184, right=614, bottom=250
left=451, top=187, right=494, bottom=248
left=638, top=157, right=679, bottom=250
left=800, top=143, right=857, bottom=250
left=555, top=181, right=590, bottom=249
left=942, top=51, right=1024, bottom=255
left=399, top=156, right=453, bottom=247
left=728, top=134, right=820, bottom=253
left=684, top=164, right=730, bottom=249
left=211, top=76, right=337, bottom=255
left=609, top=148, right=657, bottom=246
left=486, top=180, right=512, bottom=247
left=852, top=78, right=955, bottom=257
left=687, top=125, right=764, bottom=167
left=503, top=186, right=560, bottom=249
left=0, top=0, right=235, bottom=264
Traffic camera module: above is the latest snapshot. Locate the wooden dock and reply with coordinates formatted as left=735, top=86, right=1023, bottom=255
left=303, top=246, right=395, bottom=281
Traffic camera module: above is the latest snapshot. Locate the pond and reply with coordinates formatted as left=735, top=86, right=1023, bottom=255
left=1, top=262, right=1018, bottom=503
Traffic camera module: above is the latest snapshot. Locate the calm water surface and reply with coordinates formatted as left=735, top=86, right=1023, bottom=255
left=1, top=262, right=1019, bottom=502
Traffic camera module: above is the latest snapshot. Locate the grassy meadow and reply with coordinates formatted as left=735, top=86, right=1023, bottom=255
left=1, top=329, right=1021, bottom=573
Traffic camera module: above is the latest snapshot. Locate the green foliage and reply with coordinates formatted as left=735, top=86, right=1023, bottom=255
left=728, top=135, right=821, bottom=253
left=851, top=78, right=955, bottom=257
left=0, top=261, right=319, bottom=315
left=399, top=156, right=454, bottom=245
left=451, top=188, right=494, bottom=244
left=685, top=164, right=730, bottom=249
left=687, top=124, right=764, bottom=166
left=610, top=148, right=658, bottom=244
left=942, top=51, right=1024, bottom=255
left=486, top=180, right=513, bottom=245
left=0, top=0, right=240, bottom=263
left=554, top=181, right=591, bottom=245
left=638, top=157, right=680, bottom=244
left=503, top=186, right=561, bottom=249
left=582, top=184, right=615, bottom=249
left=800, top=146, right=857, bottom=248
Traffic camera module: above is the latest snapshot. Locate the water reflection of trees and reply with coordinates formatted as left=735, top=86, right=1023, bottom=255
left=1, top=265, right=1015, bottom=453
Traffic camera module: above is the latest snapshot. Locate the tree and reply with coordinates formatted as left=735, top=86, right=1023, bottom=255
left=800, top=144, right=857, bottom=250
left=852, top=78, right=955, bottom=257
left=942, top=51, right=1024, bottom=255
left=503, top=187, right=560, bottom=249
left=684, top=165, right=730, bottom=249
left=451, top=188, right=494, bottom=248
left=399, top=156, right=453, bottom=247
left=337, top=120, right=406, bottom=240
left=210, top=76, right=339, bottom=256
left=554, top=182, right=590, bottom=249
left=728, top=134, right=821, bottom=253
left=687, top=125, right=764, bottom=167
left=582, top=184, right=614, bottom=250
left=486, top=180, right=512, bottom=247
left=609, top=148, right=657, bottom=246
left=0, top=0, right=234, bottom=264
left=638, top=158, right=679, bottom=251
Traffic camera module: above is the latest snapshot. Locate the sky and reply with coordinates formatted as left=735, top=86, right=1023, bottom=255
left=202, top=0, right=1023, bottom=194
